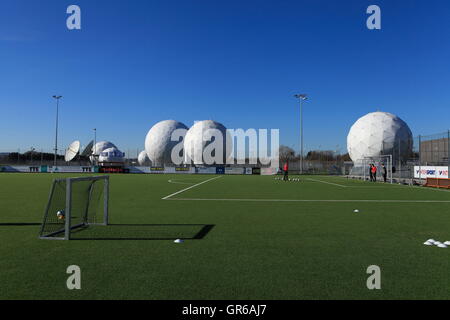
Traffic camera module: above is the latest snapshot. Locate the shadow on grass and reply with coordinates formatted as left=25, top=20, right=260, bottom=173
left=0, top=223, right=40, bottom=226
left=0, top=223, right=216, bottom=241
left=70, top=223, right=215, bottom=241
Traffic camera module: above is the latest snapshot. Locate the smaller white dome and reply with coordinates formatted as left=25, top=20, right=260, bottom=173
left=98, top=147, right=125, bottom=163
left=92, top=141, right=117, bottom=156
left=138, top=150, right=151, bottom=166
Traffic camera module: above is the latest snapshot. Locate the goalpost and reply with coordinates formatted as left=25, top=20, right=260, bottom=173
left=39, top=176, right=109, bottom=240
left=349, top=155, right=393, bottom=183
left=362, top=155, right=393, bottom=183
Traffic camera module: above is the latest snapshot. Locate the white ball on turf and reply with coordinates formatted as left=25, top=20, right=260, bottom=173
left=56, top=210, right=65, bottom=220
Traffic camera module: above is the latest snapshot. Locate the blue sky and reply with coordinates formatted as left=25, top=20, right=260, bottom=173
left=1, top=0, right=449, bottom=155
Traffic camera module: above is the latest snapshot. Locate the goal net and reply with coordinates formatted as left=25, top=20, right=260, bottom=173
left=349, top=155, right=393, bottom=183
left=39, top=176, right=109, bottom=240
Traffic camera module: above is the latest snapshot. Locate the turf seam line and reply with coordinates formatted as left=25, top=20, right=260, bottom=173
left=306, top=178, right=347, bottom=188
left=162, top=176, right=222, bottom=200
left=167, top=179, right=196, bottom=185
left=336, top=176, right=450, bottom=192
left=165, top=198, right=450, bottom=203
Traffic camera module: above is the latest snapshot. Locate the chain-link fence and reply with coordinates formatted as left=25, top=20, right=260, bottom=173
left=285, top=130, right=449, bottom=179
left=349, top=130, right=450, bottom=180
left=0, top=147, right=142, bottom=167
left=416, top=131, right=450, bottom=166
left=1, top=131, right=448, bottom=178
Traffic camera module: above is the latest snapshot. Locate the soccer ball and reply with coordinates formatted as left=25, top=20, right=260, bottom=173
left=57, top=210, right=65, bottom=220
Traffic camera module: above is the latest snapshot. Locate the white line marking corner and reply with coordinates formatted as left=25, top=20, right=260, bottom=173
left=162, top=176, right=222, bottom=200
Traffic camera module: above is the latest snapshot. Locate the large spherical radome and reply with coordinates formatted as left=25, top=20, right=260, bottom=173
left=184, top=120, right=232, bottom=165
left=347, top=111, right=413, bottom=162
left=144, top=120, right=188, bottom=166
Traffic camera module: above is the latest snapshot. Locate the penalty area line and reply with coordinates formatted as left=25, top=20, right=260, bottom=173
left=164, top=198, right=450, bottom=203
left=162, top=176, right=222, bottom=200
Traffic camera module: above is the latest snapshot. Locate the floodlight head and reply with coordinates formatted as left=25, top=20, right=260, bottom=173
left=294, top=94, right=308, bottom=100
left=52, top=95, right=62, bottom=99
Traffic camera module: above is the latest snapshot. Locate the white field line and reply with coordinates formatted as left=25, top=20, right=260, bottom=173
left=165, top=198, right=450, bottom=203
left=162, top=176, right=222, bottom=200
left=307, top=178, right=347, bottom=188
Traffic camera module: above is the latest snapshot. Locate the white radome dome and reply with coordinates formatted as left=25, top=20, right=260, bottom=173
left=347, top=111, right=413, bottom=162
left=92, top=141, right=117, bottom=156
left=98, top=147, right=125, bottom=163
left=138, top=150, right=151, bottom=166
left=145, top=120, right=188, bottom=166
left=184, top=120, right=232, bottom=165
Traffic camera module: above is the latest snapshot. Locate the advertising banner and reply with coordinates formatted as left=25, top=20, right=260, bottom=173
left=172, top=167, right=195, bottom=174
left=99, top=167, right=129, bottom=174
left=252, top=167, right=261, bottom=175
left=225, top=167, right=245, bottom=175
left=128, top=166, right=152, bottom=174
left=196, top=167, right=217, bottom=174
left=150, top=167, right=165, bottom=174
left=216, top=167, right=225, bottom=174
left=51, top=166, right=84, bottom=173
left=414, top=166, right=449, bottom=179
left=261, top=167, right=279, bottom=176
left=0, top=166, right=33, bottom=173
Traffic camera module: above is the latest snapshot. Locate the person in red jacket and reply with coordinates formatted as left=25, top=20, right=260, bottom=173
left=283, top=161, right=289, bottom=181
left=371, top=164, right=377, bottom=182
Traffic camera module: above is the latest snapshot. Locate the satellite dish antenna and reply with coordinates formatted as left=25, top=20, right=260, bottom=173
left=65, top=140, right=81, bottom=162
left=81, top=140, right=94, bottom=157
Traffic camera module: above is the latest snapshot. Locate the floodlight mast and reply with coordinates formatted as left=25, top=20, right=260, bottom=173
left=93, top=128, right=97, bottom=165
left=30, top=147, right=35, bottom=164
left=52, top=95, right=62, bottom=169
left=294, top=94, right=308, bottom=174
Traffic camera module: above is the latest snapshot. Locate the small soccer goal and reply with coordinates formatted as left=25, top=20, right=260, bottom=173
left=39, top=176, right=109, bottom=240
left=349, top=155, right=393, bottom=183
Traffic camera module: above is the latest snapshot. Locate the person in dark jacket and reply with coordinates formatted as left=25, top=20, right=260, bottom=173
left=381, top=163, right=387, bottom=183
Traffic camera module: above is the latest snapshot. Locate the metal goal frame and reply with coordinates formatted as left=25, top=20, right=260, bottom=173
left=39, top=176, right=109, bottom=240
left=362, top=155, right=393, bottom=184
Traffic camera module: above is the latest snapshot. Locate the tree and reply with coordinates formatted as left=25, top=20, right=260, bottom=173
left=279, top=145, right=296, bottom=164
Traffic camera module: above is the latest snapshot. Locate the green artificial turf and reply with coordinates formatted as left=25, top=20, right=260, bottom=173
left=0, top=173, right=450, bottom=299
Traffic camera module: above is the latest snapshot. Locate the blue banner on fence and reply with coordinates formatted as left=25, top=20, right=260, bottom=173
left=216, top=167, right=225, bottom=174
